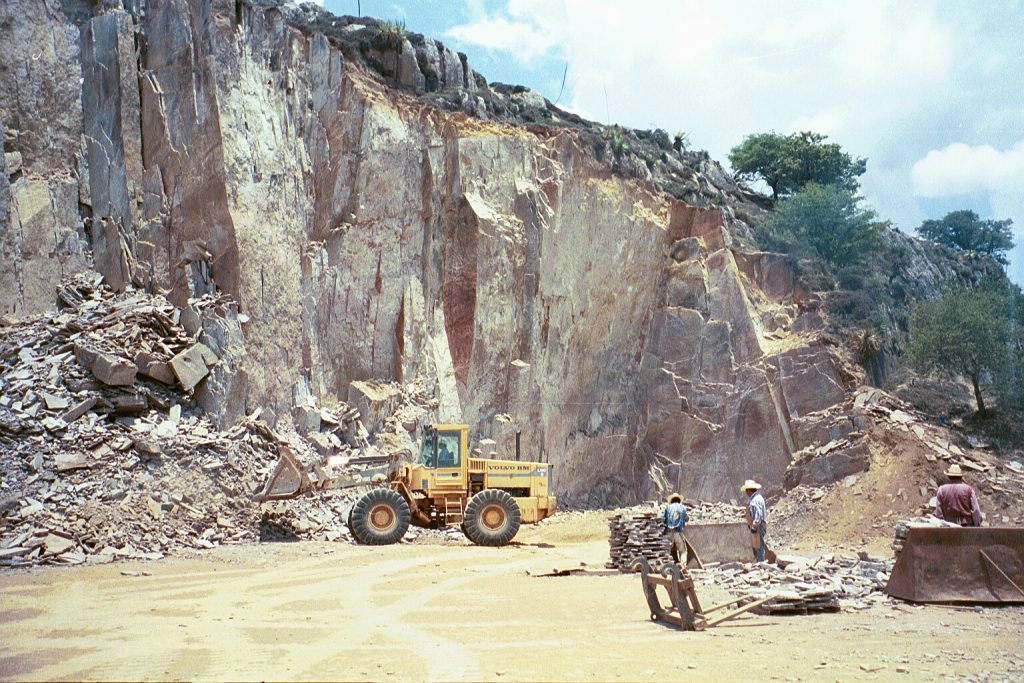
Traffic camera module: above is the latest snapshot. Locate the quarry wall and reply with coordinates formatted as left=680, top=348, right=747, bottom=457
left=2, top=0, right=865, bottom=503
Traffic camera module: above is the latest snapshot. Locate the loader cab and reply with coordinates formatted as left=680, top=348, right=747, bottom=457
left=414, top=424, right=468, bottom=491
left=418, top=429, right=462, bottom=468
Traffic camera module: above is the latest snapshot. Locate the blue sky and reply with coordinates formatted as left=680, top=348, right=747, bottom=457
left=323, top=1, right=1024, bottom=285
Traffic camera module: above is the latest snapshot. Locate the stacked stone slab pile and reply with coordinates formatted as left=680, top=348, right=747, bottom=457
left=607, top=511, right=672, bottom=571
left=606, top=500, right=747, bottom=571
left=694, top=552, right=893, bottom=614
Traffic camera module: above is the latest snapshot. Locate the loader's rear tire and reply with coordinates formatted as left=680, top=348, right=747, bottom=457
left=463, top=489, right=521, bottom=546
left=350, top=488, right=410, bottom=545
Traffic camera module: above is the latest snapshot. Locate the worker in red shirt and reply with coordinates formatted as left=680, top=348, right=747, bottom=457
left=934, top=464, right=983, bottom=527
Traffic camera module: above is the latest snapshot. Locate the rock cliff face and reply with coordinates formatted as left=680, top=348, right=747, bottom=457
left=0, top=0, right=923, bottom=504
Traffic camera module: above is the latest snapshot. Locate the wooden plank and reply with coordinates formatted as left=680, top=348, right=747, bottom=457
left=704, top=596, right=773, bottom=627
left=702, top=593, right=759, bottom=615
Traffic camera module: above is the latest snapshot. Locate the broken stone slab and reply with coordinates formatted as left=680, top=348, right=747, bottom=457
left=308, top=431, right=334, bottom=455
left=91, top=355, right=137, bottom=386
left=54, top=451, right=91, bottom=471
left=785, top=441, right=870, bottom=488
left=135, top=352, right=175, bottom=385
left=180, top=307, right=202, bottom=336
left=889, top=409, right=914, bottom=425
left=292, top=404, right=321, bottom=436
left=42, top=393, right=69, bottom=410
left=853, top=389, right=881, bottom=410
left=133, top=437, right=163, bottom=457
left=347, top=380, right=401, bottom=435
left=42, top=533, right=76, bottom=555
left=153, top=420, right=178, bottom=439
left=74, top=342, right=137, bottom=386
left=42, top=416, right=67, bottom=432
left=169, top=343, right=215, bottom=391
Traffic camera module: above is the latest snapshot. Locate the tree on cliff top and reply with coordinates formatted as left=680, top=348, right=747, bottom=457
left=728, top=131, right=867, bottom=200
left=907, top=281, right=1018, bottom=416
left=760, top=183, right=884, bottom=267
left=916, top=210, right=1015, bottom=265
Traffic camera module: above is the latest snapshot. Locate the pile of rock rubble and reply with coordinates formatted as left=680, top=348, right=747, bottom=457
left=0, top=275, right=427, bottom=567
left=607, top=499, right=893, bottom=613
left=692, top=552, right=893, bottom=614
left=859, top=389, right=1024, bottom=526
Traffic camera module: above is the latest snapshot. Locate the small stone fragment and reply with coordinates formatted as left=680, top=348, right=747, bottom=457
left=54, top=451, right=91, bottom=472
left=61, top=396, right=98, bottom=424
left=42, top=393, right=69, bottom=410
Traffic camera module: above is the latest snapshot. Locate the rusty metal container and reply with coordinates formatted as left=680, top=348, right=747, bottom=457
left=885, top=527, right=1024, bottom=603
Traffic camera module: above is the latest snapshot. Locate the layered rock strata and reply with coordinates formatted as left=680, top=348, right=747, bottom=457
left=3, top=0, right=872, bottom=503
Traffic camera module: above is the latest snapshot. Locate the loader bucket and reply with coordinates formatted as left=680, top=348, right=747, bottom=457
left=885, top=527, right=1024, bottom=604
left=684, top=523, right=757, bottom=565
left=683, top=523, right=775, bottom=566
left=252, top=447, right=312, bottom=502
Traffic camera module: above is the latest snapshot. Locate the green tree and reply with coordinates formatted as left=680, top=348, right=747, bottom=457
left=916, top=210, right=1015, bottom=264
left=728, top=131, right=867, bottom=200
left=761, top=183, right=884, bottom=267
left=907, top=281, right=1017, bottom=416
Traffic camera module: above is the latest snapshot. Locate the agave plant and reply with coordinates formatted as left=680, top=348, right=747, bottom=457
left=854, top=328, right=880, bottom=363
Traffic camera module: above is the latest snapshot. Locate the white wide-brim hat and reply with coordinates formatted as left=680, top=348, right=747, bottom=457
left=945, top=464, right=964, bottom=477
left=741, top=479, right=762, bottom=491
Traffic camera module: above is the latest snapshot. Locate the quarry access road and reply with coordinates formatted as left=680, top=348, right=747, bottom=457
left=1, top=512, right=1022, bottom=682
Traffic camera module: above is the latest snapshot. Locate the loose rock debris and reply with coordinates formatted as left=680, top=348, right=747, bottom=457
left=0, top=275, right=426, bottom=567
left=607, top=502, right=893, bottom=614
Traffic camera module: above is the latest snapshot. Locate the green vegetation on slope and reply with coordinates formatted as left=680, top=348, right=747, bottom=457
left=728, top=131, right=867, bottom=200
left=916, top=210, right=1015, bottom=265
left=907, top=281, right=1022, bottom=416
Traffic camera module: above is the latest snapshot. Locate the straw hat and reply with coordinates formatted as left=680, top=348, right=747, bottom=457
left=945, top=464, right=964, bottom=478
left=666, top=493, right=683, bottom=503
left=741, top=479, right=762, bottom=491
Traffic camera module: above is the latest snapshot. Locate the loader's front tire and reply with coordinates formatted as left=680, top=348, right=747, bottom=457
left=350, top=488, right=410, bottom=545
left=463, top=489, right=521, bottom=546
left=347, top=506, right=357, bottom=542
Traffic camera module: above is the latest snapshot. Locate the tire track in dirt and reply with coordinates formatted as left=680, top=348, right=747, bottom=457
left=0, top=544, right=548, bottom=680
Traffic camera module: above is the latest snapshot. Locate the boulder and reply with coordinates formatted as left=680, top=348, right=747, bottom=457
left=292, top=404, right=321, bottom=436
left=75, top=342, right=136, bottom=386
left=135, top=352, right=175, bottom=385
left=169, top=344, right=215, bottom=391
left=348, top=381, right=401, bottom=435
left=785, top=441, right=870, bottom=488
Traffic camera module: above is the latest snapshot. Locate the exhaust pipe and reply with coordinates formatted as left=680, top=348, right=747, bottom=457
left=515, top=431, right=521, bottom=461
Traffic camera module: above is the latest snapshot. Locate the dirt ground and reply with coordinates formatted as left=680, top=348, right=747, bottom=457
left=2, top=512, right=1022, bottom=682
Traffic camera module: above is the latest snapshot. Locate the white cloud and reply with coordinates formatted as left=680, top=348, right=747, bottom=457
left=446, top=16, right=557, bottom=63
left=910, top=141, right=1024, bottom=285
left=911, top=142, right=1024, bottom=197
left=447, top=1, right=955, bottom=162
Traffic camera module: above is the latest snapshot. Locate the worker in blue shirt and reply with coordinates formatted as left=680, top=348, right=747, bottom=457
left=663, top=493, right=689, bottom=564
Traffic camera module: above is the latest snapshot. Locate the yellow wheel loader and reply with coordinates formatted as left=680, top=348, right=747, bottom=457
left=253, top=423, right=557, bottom=546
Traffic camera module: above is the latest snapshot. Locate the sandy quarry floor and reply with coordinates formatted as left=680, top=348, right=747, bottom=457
left=2, top=511, right=1022, bottom=682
